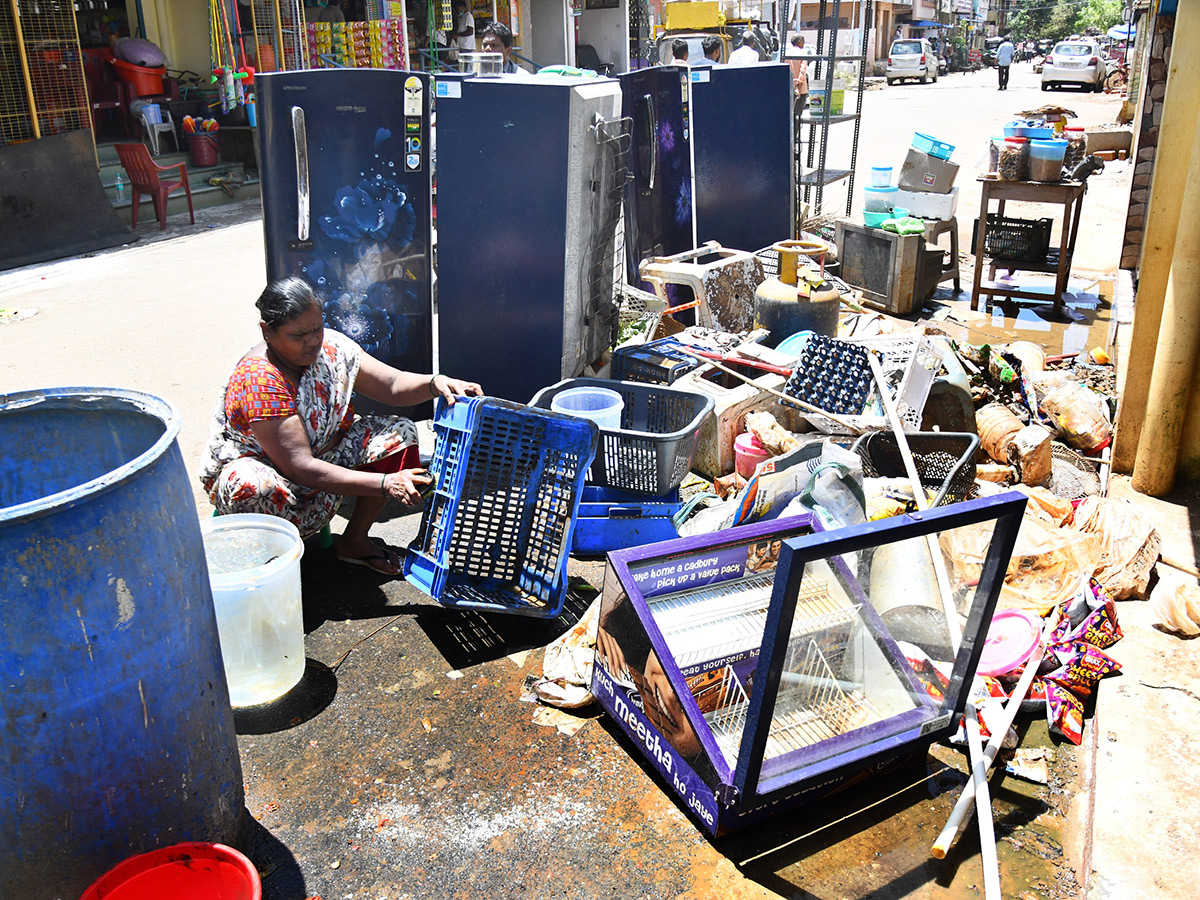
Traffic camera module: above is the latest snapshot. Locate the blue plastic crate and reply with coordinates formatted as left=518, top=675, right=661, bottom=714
left=611, top=338, right=702, bottom=385
left=403, top=397, right=598, bottom=618
left=912, top=132, right=955, bottom=160
left=572, top=486, right=682, bottom=556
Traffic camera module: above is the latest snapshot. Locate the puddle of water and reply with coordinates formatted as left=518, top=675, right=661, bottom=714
left=923, top=274, right=1116, bottom=358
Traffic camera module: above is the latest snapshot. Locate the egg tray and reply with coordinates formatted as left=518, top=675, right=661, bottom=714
left=780, top=333, right=945, bottom=435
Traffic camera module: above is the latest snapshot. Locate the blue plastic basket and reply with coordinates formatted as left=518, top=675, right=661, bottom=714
left=572, top=486, right=682, bottom=556
left=403, top=397, right=598, bottom=618
left=912, top=132, right=955, bottom=160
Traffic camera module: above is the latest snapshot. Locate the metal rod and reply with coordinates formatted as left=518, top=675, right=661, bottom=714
left=931, top=609, right=1062, bottom=859
left=11, top=0, right=41, bottom=140
left=672, top=347, right=861, bottom=432
left=965, top=702, right=1001, bottom=900
left=272, top=0, right=286, bottom=71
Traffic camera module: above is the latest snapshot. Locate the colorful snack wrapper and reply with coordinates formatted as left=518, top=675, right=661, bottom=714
left=1046, top=681, right=1084, bottom=744
left=1061, top=599, right=1123, bottom=650
left=1046, top=641, right=1121, bottom=699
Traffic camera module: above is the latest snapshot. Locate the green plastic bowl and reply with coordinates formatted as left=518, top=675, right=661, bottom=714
left=863, top=210, right=889, bottom=228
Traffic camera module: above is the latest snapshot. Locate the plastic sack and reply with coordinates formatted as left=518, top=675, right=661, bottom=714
left=1038, top=379, right=1112, bottom=453
left=940, top=501, right=1103, bottom=614
left=114, top=37, right=165, bottom=68
left=1149, top=572, right=1200, bottom=636
left=530, top=596, right=602, bottom=708
left=1071, top=496, right=1161, bottom=599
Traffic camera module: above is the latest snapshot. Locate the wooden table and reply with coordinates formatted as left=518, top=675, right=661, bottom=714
left=970, top=177, right=1086, bottom=310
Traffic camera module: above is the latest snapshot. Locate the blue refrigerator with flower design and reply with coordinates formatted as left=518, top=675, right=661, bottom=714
left=258, top=69, right=433, bottom=415
left=618, top=65, right=696, bottom=287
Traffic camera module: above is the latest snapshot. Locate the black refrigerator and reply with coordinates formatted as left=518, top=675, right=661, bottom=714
left=435, top=73, right=627, bottom=404
left=689, top=63, right=795, bottom=253
left=257, top=69, right=434, bottom=414
left=617, top=65, right=696, bottom=287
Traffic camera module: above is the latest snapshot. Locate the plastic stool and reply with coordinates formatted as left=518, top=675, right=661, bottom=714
left=923, top=217, right=961, bottom=292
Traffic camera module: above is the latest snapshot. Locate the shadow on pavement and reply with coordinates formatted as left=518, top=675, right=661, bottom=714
left=233, top=659, right=340, bottom=735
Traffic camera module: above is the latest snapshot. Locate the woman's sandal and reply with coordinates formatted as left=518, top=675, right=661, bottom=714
left=336, top=546, right=401, bottom=576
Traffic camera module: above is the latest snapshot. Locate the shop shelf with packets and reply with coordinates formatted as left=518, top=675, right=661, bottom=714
left=592, top=492, right=1026, bottom=835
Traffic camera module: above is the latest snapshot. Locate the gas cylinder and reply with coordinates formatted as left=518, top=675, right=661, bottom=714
left=754, top=239, right=841, bottom=346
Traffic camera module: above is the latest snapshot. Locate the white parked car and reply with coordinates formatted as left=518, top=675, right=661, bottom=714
left=886, top=38, right=938, bottom=85
left=1041, top=40, right=1105, bottom=92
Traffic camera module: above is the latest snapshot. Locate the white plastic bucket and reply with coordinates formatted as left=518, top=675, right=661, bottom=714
left=200, top=513, right=306, bottom=707
left=550, top=386, right=624, bottom=431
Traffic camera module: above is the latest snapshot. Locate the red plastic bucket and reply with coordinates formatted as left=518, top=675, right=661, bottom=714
left=77, top=842, right=261, bottom=900
left=112, top=58, right=165, bottom=97
left=188, top=133, right=219, bottom=168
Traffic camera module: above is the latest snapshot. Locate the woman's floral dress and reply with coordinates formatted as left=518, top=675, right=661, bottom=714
left=200, top=329, right=416, bottom=536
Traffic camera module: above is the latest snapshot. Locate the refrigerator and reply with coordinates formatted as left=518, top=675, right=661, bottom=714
left=435, top=74, right=627, bottom=404
left=617, top=65, right=696, bottom=287
left=257, top=69, right=434, bottom=416
left=689, top=63, right=794, bottom=254
left=593, top=492, right=1027, bottom=835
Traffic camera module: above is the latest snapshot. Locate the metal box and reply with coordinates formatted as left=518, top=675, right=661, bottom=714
left=593, top=493, right=1027, bottom=835
left=835, top=219, right=945, bottom=315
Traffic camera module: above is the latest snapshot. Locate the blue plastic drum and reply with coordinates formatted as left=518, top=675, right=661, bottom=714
left=0, top=388, right=243, bottom=900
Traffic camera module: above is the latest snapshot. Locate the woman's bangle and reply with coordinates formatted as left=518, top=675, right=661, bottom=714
left=429, top=373, right=440, bottom=397
left=380, top=473, right=388, bottom=497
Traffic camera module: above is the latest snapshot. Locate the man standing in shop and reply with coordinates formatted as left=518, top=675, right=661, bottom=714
left=451, top=0, right=475, bottom=59
left=701, top=34, right=721, bottom=63
left=729, top=27, right=760, bottom=65
left=481, top=22, right=521, bottom=74
left=788, top=34, right=810, bottom=115
left=996, top=32, right=1015, bottom=90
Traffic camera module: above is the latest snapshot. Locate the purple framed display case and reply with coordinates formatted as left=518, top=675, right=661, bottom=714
left=592, top=492, right=1028, bottom=835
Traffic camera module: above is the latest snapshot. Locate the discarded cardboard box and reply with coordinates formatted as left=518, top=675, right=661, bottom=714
left=899, top=148, right=959, bottom=195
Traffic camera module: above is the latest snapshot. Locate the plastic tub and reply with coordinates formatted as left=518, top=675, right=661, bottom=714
left=863, top=184, right=898, bottom=212
left=863, top=209, right=889, bottom=228
left=551, top=386, right=625, bottom=431
left=201, top=514, right=306, bottom=708
left=1029, top=138, right=1068, bottom=183
left=734, top=432, right=771, bottom=479
left=775, top=330, right=814, bottom=358
left=78, top=842, right=261, bottom=900
left=1003, top=120, right=1055, bottom=140
left=870, top=165, right=893, bottom=187
left=891, top=207, right=910, bottom=219
left=112, top=58, right=166, bottom=97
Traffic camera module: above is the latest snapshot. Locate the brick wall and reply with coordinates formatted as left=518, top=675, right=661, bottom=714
left=1122, top=13, right=1174, bottom=271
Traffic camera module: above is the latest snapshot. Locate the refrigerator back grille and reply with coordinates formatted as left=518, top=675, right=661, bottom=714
left=582, top=115, right=633, bottom=364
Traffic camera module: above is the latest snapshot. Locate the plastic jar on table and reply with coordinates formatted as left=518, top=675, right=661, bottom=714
left=998, top=136, right=1029, bottom=182
left=1063, top=126, right=1087, bottom=173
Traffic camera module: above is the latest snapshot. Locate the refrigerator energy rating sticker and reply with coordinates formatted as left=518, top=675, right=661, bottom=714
left=403, top=76, right=424, bottom=116
left=691, top=70, right=710, bottom=83
left=435, top=81, right=462, bottom=99
left=406, top=153, right=421, bottom=170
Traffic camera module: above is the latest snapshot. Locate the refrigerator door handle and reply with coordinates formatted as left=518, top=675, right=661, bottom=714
left=638, top=93, right=657, bottom=195
left=290, top=105, right=315, bottom=251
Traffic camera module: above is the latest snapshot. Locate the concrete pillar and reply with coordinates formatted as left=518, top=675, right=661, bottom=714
left=1112, top=3, right=1200, bottom=473
left=1131, top=104, right=1200, bottom=494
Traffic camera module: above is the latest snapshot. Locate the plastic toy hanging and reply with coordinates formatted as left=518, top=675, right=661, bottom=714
left=209, top=0, right=254, bottom=114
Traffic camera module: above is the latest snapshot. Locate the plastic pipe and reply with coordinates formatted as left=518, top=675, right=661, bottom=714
left=1131, top=101, right=1200, bottom=495
left=965, top=703, right=1001, bottom=900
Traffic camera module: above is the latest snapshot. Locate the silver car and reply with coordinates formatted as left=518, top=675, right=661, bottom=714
left=1041, top=40, right=1105, bottom=92
left=886, top=38, right=938, bottom=85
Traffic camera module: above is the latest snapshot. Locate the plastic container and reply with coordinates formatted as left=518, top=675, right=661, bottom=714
left=1029, top=138, right=1068, bottom=182
left=141, top=102, right=162, bottom=124
left=863, top=184, right=899, bottom=212
left=912, top=132, right=955, bottom=160
left=188, top=132, right=219, bottom=168
left=775, top=330, right=814, bottom=358
left=809, top=78, right=847, bottom=115
left=870, top=165, right=893, bottom=187
left=200, top=514, right=306, bottom=708
left=734, top=432, right=771, bottom=478
left=1003, top=120, right=1055, bottom=140
left=572, top=486, right=682, bottom=556
left=998, top=136, right=1029, bottom=182
left=530, top=378, right=715, bottom=494
left=863, top=209, right=889, bottom=228
left=891, top=207, right=910, bottom=219
left=404, top=397, right=598, bottom=618
left=551, top=386, right=625, bottom=431
left=977, top=610, right=1043, bottom=676
left=78, top=842, right=261, bottom=900
left=112, top=58, right=166, bottom=97
left=0, top=389, right=242, bottom=900
left=1039, top=380, right=1112, bottom=453
left=851, top=430, right=980, bottom=506
left=1063, top=126, right=1087, bottom=172
left=611, top=337, right=702, bottom=385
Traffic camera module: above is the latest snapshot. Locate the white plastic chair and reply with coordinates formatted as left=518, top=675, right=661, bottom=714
left=139, top=106, right=179, bottom=157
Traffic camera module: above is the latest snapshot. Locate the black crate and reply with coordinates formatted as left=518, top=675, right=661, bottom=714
left=851, top=431, right=979, bottom=507
left=971, top=215, right=1053, bottom=264
left=610, top=337, right=702, bottom=385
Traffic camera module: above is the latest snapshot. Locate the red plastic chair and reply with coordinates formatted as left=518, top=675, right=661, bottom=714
left=114, top=142, right=195, bottom=231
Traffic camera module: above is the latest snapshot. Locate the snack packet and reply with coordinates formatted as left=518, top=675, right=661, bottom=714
left=1046, top=682, right=1084, bottom=744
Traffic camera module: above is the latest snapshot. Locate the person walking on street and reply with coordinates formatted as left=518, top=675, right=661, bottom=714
left=787, top=35, right=810, bottom=116
left=997, top=33, right=1014, bottom=90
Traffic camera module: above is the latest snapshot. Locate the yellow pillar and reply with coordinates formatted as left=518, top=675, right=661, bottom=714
left=1130, top=104, right=1200, bottom=496
left=1112, top=3, right=1200, bottom=472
